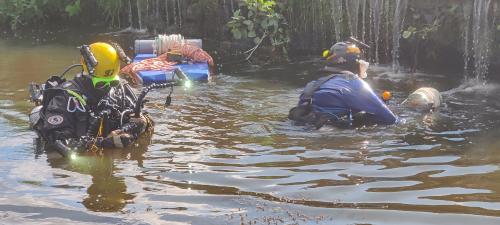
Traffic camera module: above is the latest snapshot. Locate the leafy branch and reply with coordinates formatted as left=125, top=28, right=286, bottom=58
left=227, top=0, right=290, bottom=61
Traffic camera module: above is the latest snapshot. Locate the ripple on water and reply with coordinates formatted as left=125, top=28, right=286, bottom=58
left=2, top=57, right=500, bottom=224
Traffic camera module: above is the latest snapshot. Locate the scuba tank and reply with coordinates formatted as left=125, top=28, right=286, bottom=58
left=403, top=87, right=442, bottom=111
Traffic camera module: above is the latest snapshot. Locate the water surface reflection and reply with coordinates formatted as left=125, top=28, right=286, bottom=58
left=1, top=40, right=500, bottom=224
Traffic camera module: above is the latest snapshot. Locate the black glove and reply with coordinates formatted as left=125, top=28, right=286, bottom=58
left=98, top=130, right=134, bottom=149
left=122, top=115, right=148, bottom=136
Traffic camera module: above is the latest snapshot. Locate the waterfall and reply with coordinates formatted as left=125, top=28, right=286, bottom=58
left=361, top=0, right=367, bottom=43
left=470, top=0, right=495, bottom=82
left=223, top=0, right=227, bottom=19
left=463, top=2, right=473, bottom=77
left=177, top=0, right=182, bottom=28
left=128, top=0, right=133, bottom=28
left=384, top=0, right=391, bottom=59
left=370, top=0, right=383, bottom=63
left=391, top=0, right=408, bottom=72
left=331, top=0, right=343, bottom=42
left=173, top=0, right=177, bottom=27
left=137, top=0, right=143, bottom=30
left=346, top=0, right=360, bottom=37
left=154, top=0, right=160, bottom=33
left=165, top=0, right=170, bottom=26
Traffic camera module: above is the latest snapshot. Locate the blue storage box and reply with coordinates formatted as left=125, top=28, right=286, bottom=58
left=133, top=54, right=157, bottom=63
left=136, top=63, right=209, bottom=85
left=176, top=63, right=210, bottom=81
left=133, top=53, right=210, bottom=83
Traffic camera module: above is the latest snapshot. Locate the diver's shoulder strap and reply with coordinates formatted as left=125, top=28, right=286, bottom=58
left=302, top=74, right=339, bottom=103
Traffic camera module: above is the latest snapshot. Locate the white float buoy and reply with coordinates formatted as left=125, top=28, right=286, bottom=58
left=403, top=87, right=442, bottom=111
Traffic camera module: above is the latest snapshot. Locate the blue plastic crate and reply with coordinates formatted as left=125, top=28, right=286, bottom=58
left=136, top=62, right=209, bottom=84
left=176, top=63, right=209, bottom=81
left=133, top=54, right=157, bottom=62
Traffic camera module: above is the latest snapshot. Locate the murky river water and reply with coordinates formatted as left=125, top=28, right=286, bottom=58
left=1, top=39, right=500, bottom=225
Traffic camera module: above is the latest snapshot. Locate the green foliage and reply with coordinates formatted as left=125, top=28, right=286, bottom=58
left=402, top=10, right=440, bottom=41
left=402, top=20, right=439, bottom=40
left=0, top=0, right=125, bottom=31
left=65, top=0, right=81, bottom=17
left=227, top=0, right=290, bottom=57
left=96, top=0, right=123, bottom=27
left=0, top=0, right=44, bottom=30
left=0, top=0, right=80, bottom=31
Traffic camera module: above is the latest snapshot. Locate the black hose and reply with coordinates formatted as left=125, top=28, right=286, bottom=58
left=80, top=45, right=98, bottom=75
left=59, top=64, right=83, bottom=78
left=54, top=140, right=71, bottom=157
left=133, top=81, right=178, bottom=117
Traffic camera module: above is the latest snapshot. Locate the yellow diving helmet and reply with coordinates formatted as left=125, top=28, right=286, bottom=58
left=81, top=42, right=121, bottom=88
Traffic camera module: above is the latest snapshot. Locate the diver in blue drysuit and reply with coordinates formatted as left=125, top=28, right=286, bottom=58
left=289, top=41, right=398, bottom=128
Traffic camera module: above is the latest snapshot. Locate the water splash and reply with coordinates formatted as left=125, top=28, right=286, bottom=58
left=442, top=79, right=500, bottom=96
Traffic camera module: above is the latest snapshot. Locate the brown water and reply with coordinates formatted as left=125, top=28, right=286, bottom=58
left=1, top=39, right=500, bottom=225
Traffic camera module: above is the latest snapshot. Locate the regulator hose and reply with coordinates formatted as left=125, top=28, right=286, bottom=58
left=133, top=68, right=190, bottom=118
left=133, top=81, right=178, bottom=117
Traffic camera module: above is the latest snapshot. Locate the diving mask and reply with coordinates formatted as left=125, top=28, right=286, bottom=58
left=92, top=75, right=120, bottom=89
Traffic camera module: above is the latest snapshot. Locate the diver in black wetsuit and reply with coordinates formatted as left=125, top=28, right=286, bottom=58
left=30, top=42, right=152, bottom=155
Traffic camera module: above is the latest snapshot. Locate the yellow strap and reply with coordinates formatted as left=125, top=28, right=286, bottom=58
left=97, top=118, right=104, bottom=137
left=65, top=89, right=87, bottom=106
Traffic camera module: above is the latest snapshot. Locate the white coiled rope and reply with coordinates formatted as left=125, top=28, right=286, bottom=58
left=154, top=34, right=185, bottom=55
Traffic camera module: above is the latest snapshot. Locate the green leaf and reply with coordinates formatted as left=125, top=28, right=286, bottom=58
left=282, top=47, right=288, bottom=55
left=272, top=19, right=279, bottom=30
left=402, top=31, right=412, bottom=39
left=234, top=9, right=240, bottom=17
left=241, top=29, right=248, bottom=39
left=247, top=22, right=254, bottom=31
left=232, top=29, right=242, bottom=40
left=243, top=20, right=253, bottom=25
left=260, top=18, right=269, bottom=29
left=65, top=0, right=81, bottom=17
left=248, top=30, right=256, bottom=38
left=497, top=25, right=500, bottom=31
left=254, top=37, right=261, bottom=44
